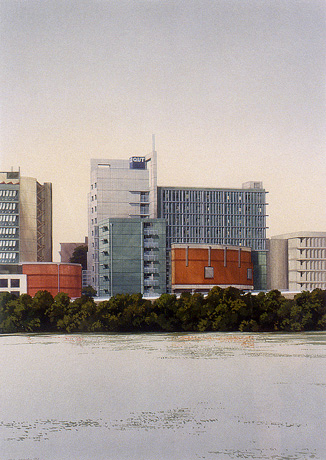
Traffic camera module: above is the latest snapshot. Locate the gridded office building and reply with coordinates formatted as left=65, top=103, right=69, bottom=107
left=157, top=181, right=268, bottom=290
left=98, top=218, right=166, bottom=297
left=0, top=170, right=52, bottom=269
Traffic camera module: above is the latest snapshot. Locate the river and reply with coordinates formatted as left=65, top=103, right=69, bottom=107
left=0, top=332, right=325, bottom=460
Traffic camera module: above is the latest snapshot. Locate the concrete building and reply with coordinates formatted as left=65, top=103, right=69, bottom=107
left=157, top=181, right=268, bottom=290
left=88, top=150, right=157, bottom=291
left=0, top=262, right=82, bottom=298
left=0, top=170, right=52, bottom=268
left=88, top=146, right=268, bottom=295
left=267, top=232, right=326, bottom=291
left=98, top=218, right=166, bottom=297
left=171, top=244, right=254, bottom=294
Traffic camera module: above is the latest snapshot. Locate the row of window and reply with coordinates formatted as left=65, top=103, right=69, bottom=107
left=298, top=249, right=326, bottom=259
left=299, top=272, right=326, bottom=282
left=299, top=282, right=326, bottom=290
left=0, top=252, right=18, bottom=260
left=160, top=189, right=266, bottom=205
left=0, top=240, right=17, bottom=248
left=0, top=190, right=18, bottom=197
left=298, top=238, right=326, bottom=248
left=0, top=215, right=17, bottom=223
left=0, top=278, right=20, bottom=288
left=0, top=227, right=17, bottom=235
left=0, top=202, right=17, bottom=211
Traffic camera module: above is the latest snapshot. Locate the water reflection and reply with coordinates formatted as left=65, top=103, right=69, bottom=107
left=1, top=332, right=325, bottom=460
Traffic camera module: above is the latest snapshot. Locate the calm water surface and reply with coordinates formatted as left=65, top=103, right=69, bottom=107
left=0, top=332, right=325, bottom=460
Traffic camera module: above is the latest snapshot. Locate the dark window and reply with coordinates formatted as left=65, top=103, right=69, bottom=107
left=7, top=172, right=19, bottom=179
left=11, top=279, right=20, bottom=288
left=247, top=269, right=253, bottom=280
left=0, top=279, right=9, bottom=287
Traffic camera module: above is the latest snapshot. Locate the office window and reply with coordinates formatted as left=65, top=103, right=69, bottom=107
left=0, top=279, right=8, bottom=288
left=247, top=269, right=253, bottom=280
left=10, top=279, right=20, bottom=288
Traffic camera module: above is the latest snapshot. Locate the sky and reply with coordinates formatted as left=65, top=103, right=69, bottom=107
left=0, top=0, right=325, bottom=261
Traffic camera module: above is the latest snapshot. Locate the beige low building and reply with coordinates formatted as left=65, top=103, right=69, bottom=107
left=267, top=232, right=326, bottom=291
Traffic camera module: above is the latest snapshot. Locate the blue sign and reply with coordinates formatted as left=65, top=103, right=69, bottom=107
left=129, top=157, right=146, bottom=169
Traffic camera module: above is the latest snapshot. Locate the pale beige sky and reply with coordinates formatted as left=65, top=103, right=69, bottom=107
left=1, top=0, right=325, bottom=260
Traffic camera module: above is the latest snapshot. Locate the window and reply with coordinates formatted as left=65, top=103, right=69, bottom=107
left=0, top=279, right=8, bottom=288
left=204, top=267, right=214, bottom=279
left=247, top=269, right=253, bottom=280
left=10, top=279, right=20, bottom=288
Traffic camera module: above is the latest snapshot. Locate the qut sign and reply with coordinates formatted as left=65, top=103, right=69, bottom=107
left=129, top=156, right=146, bottom=169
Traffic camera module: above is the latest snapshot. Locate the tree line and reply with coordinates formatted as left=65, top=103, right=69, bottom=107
left=0, top=287, right=325, bottom=334
left=0, top=287, right=326, bottom=333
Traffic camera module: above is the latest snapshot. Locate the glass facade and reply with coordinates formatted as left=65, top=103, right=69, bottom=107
left=157, top=186, right=267, bottom=250
left=98, top=218, right=166, bottom=297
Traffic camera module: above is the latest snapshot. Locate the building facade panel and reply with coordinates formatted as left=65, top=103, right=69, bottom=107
left=268, top=232, right=326, bottom=291
left=98, top=218, right=166, bottom=297
left=21, top=263, right=82, bottom=297
left=171, top=244, right=253, bottom=294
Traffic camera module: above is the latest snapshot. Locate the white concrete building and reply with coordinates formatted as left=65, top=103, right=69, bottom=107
left=267, top=232, right=326, bottom=291
left=87, top=150, right=157, bottom=291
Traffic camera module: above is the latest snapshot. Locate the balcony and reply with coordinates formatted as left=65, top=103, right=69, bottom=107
left=143, top=253, right=158, bottom=262
left=143, top=267, right=159, bottom=274
left=144, top=279, right=159, bottom=287
left=144, top=240, right=158, bottom=249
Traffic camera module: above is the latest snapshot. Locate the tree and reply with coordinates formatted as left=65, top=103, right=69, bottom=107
left=82, top=285, right=97, bottom=297
left=69, top=245, right=88, bottom=270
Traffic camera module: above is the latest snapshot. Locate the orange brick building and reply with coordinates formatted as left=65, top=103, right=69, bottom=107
left=171, top=244, right=254, bottom=294
left=21, top=263, right=82, bottom=298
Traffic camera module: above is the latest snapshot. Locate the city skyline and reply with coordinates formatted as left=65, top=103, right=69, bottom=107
left=1, top=0, right=325, bottom=260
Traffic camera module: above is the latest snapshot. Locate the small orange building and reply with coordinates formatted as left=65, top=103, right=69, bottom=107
left=171, top=244, right=254, bottom=294
left=21, top=263, right=82, bottom=298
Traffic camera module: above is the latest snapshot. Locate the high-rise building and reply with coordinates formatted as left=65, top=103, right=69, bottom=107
left=157, top=181, right=268, bottom=290
left=267, top=232, right=326, bottom=291
left=0, top=170, right=52, bottom=269
left=87, top=152, right=157, bottom=291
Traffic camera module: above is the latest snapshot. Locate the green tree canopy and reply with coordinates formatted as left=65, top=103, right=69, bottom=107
left=69, top=245, right=88, bottom=270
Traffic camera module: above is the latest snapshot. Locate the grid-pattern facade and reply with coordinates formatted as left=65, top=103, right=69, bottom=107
left=98, top=218, right=166, bottom=297
left=0, top=172, right=20, bottom=264
left=268, top=232, right=326, bottom=291
left=0, top=171, right=52, bottom=267
left=292, top=235, right=326, bottom=290
left=157, top=185, right=267, bottom=250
